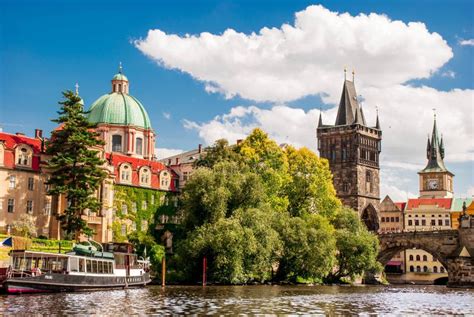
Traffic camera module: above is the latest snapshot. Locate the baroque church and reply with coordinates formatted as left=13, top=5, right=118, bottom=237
left=0, top=65, right=179, bottom=243
left=317, top=73, right=381, bottom=231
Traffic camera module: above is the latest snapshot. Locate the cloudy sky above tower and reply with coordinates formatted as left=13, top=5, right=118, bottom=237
left=1, top=0, right=473, bottom=200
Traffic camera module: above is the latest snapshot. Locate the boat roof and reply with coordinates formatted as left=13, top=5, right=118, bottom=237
left=9, top=250, right=115, bottom=261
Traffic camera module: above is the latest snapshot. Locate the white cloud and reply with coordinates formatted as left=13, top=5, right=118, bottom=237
left=441, top=70, right=455, bottom=78
left=155, top=148, right=184, bottom=160
left=162, top=112, right=171, bottom=120
left=459, top=39, right=474, bottom=46
left=135, top=4, right=452, bottom=103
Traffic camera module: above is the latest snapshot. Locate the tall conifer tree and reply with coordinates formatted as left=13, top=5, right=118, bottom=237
left=46, top=90, right=107, bottom=238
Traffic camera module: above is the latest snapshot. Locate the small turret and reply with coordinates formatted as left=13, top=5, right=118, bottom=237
left=318, top=111, right=323, bottom=128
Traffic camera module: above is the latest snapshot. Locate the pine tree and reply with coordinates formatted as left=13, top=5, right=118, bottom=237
left=46, top=90, right=107, bottom=239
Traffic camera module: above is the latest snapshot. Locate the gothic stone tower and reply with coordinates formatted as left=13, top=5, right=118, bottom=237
left=418, top=115, right=454, bottom=198
left=317, top=77, right=381, bottom=230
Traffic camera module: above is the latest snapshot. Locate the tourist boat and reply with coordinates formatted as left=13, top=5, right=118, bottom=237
left=0, top=242, right=151, bottom=294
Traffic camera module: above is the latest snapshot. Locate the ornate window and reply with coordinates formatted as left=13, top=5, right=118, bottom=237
left=409, top=255, right=414, bottom=261
left=433, top=266, right=438, bottom=273
left=416, top=266, right=421, bottom=272
left=139, top=167, right=151, bottom=187
left=160, top=170, right=171, bottom=190
left=112, top=135, right=122, bottom=152
left=136, top=137, right=143, bottom=155
left=423, top=266, right=428, bottom=272
left=16, top=145, right=33, bottom=167
left=409, top=265, right=414, bottom=272
left=422, top=255, right=428, bottom=261
left=120, top=164, right=132, bottom=184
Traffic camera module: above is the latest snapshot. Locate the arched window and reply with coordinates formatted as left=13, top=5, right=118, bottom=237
left=16, top=146, right=33, bottom=167
left=440, top=266, right=445, bottom=273
left=160, top=170, right=171, bottom=190
left=409, top=266, right=414, bottom=272
left=416, top=255, right=421, bottom=261
left=120, top=164, right=131, bottom=184
left=136, top=137, right=143, bottom=155
left=423, top=266, right=428, bottom=273
left=381, top=217, right=385, bottom=222
left=366, top=170, right=372, bottom=193
left=433, top=266, right=438, bottom=273
left=416, top=266, right=421, bottom=272
left=139, top=167, right=150, bottom=186
left=112, top=135, right=122, bottom=152
left=409, top=255, right=414, bottom=261
left=423, top=255, right=428, bottom=261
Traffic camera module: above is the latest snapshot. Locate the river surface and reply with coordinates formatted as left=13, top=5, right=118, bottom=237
left=0, top=285, right=473, bottom=315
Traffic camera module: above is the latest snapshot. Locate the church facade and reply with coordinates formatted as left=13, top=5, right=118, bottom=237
left=317, top=75, right=381, bottom=230
left=0, top=66, right=179, bottom=243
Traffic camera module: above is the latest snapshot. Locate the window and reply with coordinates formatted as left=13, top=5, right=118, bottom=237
left=9, top=175, right=16, bottom=189
left=132, top=202, right=137, bottom=213
left=421, top=219, right=426, bottom=226
left=121, top=224, right=127, bottom=236
left=121, top=204, right=128, bottom=215
left=431, top=219, right=436, bottom=226
left=141, top=220, right=148, bottom=231
left=151, top=195, right=155, bottom=205
left=343, top=182, right=349, bottom=193
left=423, top=255, right=428, bottom=261
left=390, top=217, right=395, bottom=222
left=112, top=135, right=122, bottom=152
left=120, top=164, right=131, bottom=183
left=444, top=219, right=450, bottom=226
left=416, top=255, right=421, bottom=261
left=409, top=266, right=414, bottom=272
left=365, top=170, right=372, bottom=193
left=408, top=220, right=413, bottom=226
left=28, top=177, right=34, bottom=191
left=381, top=217, right=385, bottom=222
left=139, top=167, right=150, bottom=186
left=44, top=201, right=51, bottom=215
left=160, top=171, right=171, bottom=190
left=17, top=147, right=32, bottom=166
left=136, top=137, right=143, bottom=155
left=415, top=220, right=419, bottom=226
left=416, top=266, right=421, bottom=272
left=440, top=266, right=445, bottom=273
left=26, top=200, right=33, bottom=214
left=142, top=200, right=147, bottom=210
left=395, top=217, right=399, bottom=222
left=409, top=255, right=414, bottom=261
left=8, top=199, right=14, bottom=213
left=438, top=219, right=443, bottom=226
left=433, top=266, right=438, bottom=273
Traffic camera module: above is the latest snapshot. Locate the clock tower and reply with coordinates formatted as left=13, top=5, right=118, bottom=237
left=418, top=115, right=454, bottom=198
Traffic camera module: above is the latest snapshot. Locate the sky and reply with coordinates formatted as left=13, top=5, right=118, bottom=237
left=1, top=0, right=473, bottom=201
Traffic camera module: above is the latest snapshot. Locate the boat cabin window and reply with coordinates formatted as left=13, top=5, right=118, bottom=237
left=69, top=257, right=79, bottom=272
left=79, top=258, right=85, bottom=272
left=86, top=259, right=92, bottom=272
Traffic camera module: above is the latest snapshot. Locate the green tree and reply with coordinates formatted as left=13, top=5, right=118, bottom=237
left=195, top=139, right=241, bottom=168
left=11, top=214, right=37, bottom=238
left=128, top=231, right=165, bottom=273
left=284, top=146, right=341, bottom=218
left=46, top=91, right=107, bottom=238
left=276, top=213, right=336, bottom=282
left=327, top=208, right=382, bottom=282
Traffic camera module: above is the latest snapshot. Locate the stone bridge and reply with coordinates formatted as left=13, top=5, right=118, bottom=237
left=377, top=228, right=474, bottom=287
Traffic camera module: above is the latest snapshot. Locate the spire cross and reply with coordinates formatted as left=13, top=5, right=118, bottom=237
left=75, top=83, right=79, bottom=95
left=376, top=106, right=379, bottom=115
left=432, top=108, right=436, bottom=119
left=119, top=62, right=123, bottom=73
left=344, top=67, right=347, bottom=80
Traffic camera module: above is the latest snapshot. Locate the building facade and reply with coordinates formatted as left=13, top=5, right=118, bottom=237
left=317, top=75, right=381, bottom=230
left=159, top=145, right=205, bottom=190
left=0, top=66, right=179, bottom=243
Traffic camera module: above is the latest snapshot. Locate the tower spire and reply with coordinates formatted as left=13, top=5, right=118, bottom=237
left=119, top=62, right=123, bottom=74
left=318, top=108, right=323, bottom=128
left=344, top=67, right=347, bottom=81
left=75, top=83, right=79, bottom=96
left=421, top=113, right=448, bottom=173
left=375, top=106, right=380, bottom=129
left=352, top=69, right=355, bottom=82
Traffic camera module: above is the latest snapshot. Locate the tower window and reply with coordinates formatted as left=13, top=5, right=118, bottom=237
left=136, top=137, right=143, bottom=155
left=8, top=199, right=14, bottom=213
left=26, top=200, right=33, bottom=214
left=9, top=175, right=16, bottom=189
left=365, top=170, right=372, bottom=193
left=28, top=177, right=34, bottom=191
left=112, top=135, right=122, bottom=152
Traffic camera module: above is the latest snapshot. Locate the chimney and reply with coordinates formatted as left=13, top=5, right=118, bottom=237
left=198, top=144, right=202, bottom=153
left=35, top=129, right=43, bottom=139
left=16, top=132, right=25, bottom=136
left=175, top=157, right=179, bottom=165
left=236, top=139, right=243, bottom=145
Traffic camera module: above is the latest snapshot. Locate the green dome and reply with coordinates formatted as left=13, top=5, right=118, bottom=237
left=112, top=73, right=128, bottom=81
left=87, top=93, right=152, bottom=129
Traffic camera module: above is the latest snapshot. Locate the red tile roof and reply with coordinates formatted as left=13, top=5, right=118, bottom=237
left=0, top=132, right=42, bottom=171
left=394, top=202, right=406, bottom=211
left=406, top=198, right=452, bottom=210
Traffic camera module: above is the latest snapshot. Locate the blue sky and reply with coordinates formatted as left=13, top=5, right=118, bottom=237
left=1, top=0, right=473, bottom=200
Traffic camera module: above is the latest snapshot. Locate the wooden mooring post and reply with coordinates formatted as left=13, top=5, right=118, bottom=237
left=161, top=257, right=166, bottom=287
left=202, top=256, right=207, bottom=286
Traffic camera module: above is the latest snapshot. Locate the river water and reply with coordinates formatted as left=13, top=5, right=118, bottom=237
left=0, top=285, right=473, bottom=315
